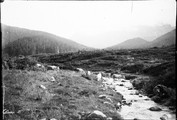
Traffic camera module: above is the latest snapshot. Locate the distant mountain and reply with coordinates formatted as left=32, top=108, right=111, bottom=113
left=2, top=24, right=93, bottom=56
left=106, top=37, right=150, bottom=50
left=106, top=29, right=176, bottom=50
left=148, top=29, right=176, bottom=47
left=135, top=24, right=175, bottom=41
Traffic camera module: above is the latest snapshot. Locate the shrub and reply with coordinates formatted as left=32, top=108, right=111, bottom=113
left=14, top=56, right=38, bottom=70
left=125, top=75, right=137, bottom=80
left=143, top=61, right=175, bottom=88
left=121, top=64, right=144, bottom=73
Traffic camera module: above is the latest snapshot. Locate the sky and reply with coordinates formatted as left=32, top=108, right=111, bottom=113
left=1, top=0, right=176, bottom=48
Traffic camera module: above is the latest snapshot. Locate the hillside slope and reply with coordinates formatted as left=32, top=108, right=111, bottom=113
left=106, top=37, right=150, bottom=50
left=106, top=29, right=176, bottom=50
left=2, top=24, right=93, bottom=56
left=149, top=29, right=176, bottom=47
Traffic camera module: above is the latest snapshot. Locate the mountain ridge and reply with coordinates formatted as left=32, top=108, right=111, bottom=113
left=2, top=24, right=94, bottom=56
left=106, top=29, right=176, bottom=50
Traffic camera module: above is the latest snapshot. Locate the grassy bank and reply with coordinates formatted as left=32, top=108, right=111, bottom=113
left=2, top=69, right=123, bottom=120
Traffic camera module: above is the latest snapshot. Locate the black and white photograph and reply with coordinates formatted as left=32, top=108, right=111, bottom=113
left=1, top=0, right=176, bottom=120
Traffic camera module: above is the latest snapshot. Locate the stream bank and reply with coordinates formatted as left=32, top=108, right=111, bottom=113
left=99, top=72, right=176, bottom=120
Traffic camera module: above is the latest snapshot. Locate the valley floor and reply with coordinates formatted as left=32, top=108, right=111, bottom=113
left=2, top=46, right=176, bottom=120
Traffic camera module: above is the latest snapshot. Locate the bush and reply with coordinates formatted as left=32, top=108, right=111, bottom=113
left=121, top=64, right=144, bottom=73
left=14, top=57, right=38, bottom=70
left=143, top=61, right=175, bottom=88
left=125, top=75, right=137, bottom=80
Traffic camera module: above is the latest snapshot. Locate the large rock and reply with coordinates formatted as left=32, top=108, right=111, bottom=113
left=49, top=76, right=56, bottom=82
left=99, top=95, right=113, bottom=103
left=128, top=88, right=133, bottom=90
left=97, top=72, right=102, bottom=81
left=86, top=110, right=107, bottom=120
left=99, top=94, right=107, bottom=99
left=148, top=106, right=162, bottom=111
left=122, top=100, right=132, bottom=106
left=119, top=84, right=124, bottom=86
left=101, top=72, right=111, bottom=78
left=112, top=74, right=124, bottom=79
left=153, top=84, right=171, bottom=98
left=86, top=71, right=91, bottom=76
left=47, top=65, right=59, bottom=71
left=115, top=102, right=122, bottom=110
left=151, top=95, right=161, bottom=103
left=131, top=79, right=145, bottom=89
left=125, top=75, right=137, bottom=80
left=160, top=114, right=169, bottom=120
left=103, top=102, right=115, bottom=109
left=76, top=68, right=84, bottom=72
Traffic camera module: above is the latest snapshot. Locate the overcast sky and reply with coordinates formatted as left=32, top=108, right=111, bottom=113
left=1, top=0, right=176, bottom=48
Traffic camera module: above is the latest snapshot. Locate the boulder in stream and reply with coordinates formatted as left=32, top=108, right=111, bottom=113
left=122, top=100, right=132, bottom=106
left=121, top=80, right=126, bottom=82
left=148, top=106, right=162, bottom=111
left=135, top=91, right=140, bottom=95
left=128, top=88, right=133, bottom=90
left=133, top=118, right=140, bottom=120
left=114, top=101, right=122, bottom=110
left=131, top=79, right=145, bottom=90
left=160, top=114, right=170, bottom=120
left=138, top=95, right=143, bottom=97
left=112, top=74, right=123, bottom=79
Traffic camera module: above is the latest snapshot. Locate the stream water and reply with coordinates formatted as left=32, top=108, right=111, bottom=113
left=101, top=75, right=176, bottom=120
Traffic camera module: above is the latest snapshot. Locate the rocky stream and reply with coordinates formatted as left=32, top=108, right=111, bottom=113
left=100, top=73, right=176, bottom=120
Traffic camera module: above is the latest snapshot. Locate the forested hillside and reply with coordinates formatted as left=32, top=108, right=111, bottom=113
left=2, top=24, right=93, bottom=56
